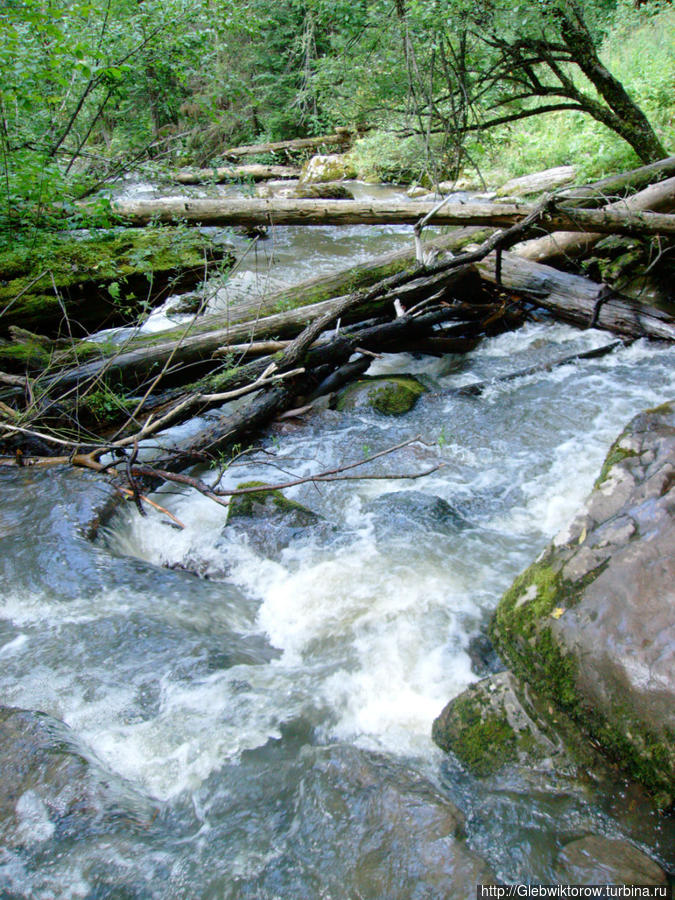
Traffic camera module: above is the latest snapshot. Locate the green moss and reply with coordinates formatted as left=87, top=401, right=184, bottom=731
left=594, top=431, right=639, bottom=488
left=227, top=480, right=313, bottom=522
left=336, top=375, right=427, bottom=416
left=0, top=227, right=232, bottom=335
left=446, top=694, right=518, bottom=777
left=491, top=553, right=674, bottom=803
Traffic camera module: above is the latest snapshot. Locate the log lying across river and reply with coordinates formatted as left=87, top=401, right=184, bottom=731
left=222, top=130, right=352, bottom=159
left=175, top=163, right=302, bottom=184
left=108, top=197, right=675, bottom=237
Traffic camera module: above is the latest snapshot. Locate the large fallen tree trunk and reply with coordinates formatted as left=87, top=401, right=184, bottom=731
left=517, top=174, right=675, bottom=262
left=175, top=164, right=301, bottom=184
left=108, top=196, right=675, bottom=236
left=477, top=251, right=675, bottom=340
left=222, top=130, right=352, bottom=159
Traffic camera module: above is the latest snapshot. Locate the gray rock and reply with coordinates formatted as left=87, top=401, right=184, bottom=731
left=0, top=706, right=157, bottom=849
left=298, top=744, right=496, bottom=898
left=555, top=835, right=667, bottom=885
left=225, top=482, right=329, bottom=557
left=365, top=490, right=467, bottom=538
left=491, top=403, right=675, bottom=803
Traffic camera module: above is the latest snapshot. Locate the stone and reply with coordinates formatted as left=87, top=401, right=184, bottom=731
left=298, top=744, right=496, bottom=897
left=225, top=481, right=327, bottom=557
left=292, top=182, right=354, bottom=200
left=0, top=706, right=157, bottom=849
left=555, top=835, right=667, bottom=885
left=365, top=490, right=467, bottom=538
left=432, top=672, right=581, bottom=777
left=490, top=403, right=675, bottom=803
left=335, top=375, right=428, bottom=416
left=299, top=153, right=357, bottom=184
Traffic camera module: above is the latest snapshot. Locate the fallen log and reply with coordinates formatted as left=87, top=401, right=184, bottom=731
left=477, top=251, right=675, bottom=340
left=108, top=196, right=675, bottom=236
left=175, top=164, right=301, bottom=184
left=559, top=156, right=675, bottom=206
left=39, top=264, right=481, bottom=394
left=222, top=131, right=352, bottom=159
left=517, top=175, right=675, bottom=262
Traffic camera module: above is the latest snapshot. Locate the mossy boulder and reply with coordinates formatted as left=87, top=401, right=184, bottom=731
left=225, top=481, right=325, bottom=557
left=0, top=228, right=234, bottom=337
left=335, top=375, right=428, bottom=416
left=490, top=403, right=675, bottom=805
left=432, top=671, right=588, bottom=777
left=299, top=154, right=357, bottom=184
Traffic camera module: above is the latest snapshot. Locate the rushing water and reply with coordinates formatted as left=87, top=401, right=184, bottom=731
left=1, top=201, right=674, bottom=897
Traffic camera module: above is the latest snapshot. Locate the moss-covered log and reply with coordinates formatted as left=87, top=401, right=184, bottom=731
left=0, top=228, right=234, bottom=338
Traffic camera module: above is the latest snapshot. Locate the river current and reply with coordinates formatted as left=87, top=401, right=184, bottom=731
left=1, top=184, right=674, bottom=897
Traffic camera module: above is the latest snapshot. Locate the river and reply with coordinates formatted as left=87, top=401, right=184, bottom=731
left=1, top=182, right=673, bottom=897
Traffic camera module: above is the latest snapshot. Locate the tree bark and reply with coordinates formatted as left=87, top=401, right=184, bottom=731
left=108, top=196, right=675, bottom=236
left=559, top=156, right=675, bottom=206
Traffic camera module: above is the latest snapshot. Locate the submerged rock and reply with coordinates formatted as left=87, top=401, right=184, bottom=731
left=0, top=706, right=157, bottom=849
left=295, top=744, right=495, bottom=897
left=490, top=403, right=675, bottom=804
left=365, top=490, right=467, bottom=538
left=555, top=835, right=667, bottom=886
left=225, top=481, right=327, bottom=557
left=335, top=374, right=428, bottom=416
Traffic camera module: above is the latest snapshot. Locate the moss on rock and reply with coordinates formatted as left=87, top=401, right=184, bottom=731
left=335, top=375, right=427, bottom=416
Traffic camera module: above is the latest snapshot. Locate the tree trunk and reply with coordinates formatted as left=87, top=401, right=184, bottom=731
left=223, top=131, right=352, bottom=159
left=477, top=251, right=675, bottom=340
left=175, top=164, right=301, bottom=184
left=517, top=174, right=675, bottom=262
left=560, top=156, right=675, bottom=205
left=558, top=6, right=667, bottom=164
left=108, top=196, right=675, bottom=235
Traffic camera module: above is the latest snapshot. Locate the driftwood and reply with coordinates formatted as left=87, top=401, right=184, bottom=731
left=175, top=163, right=301, bottom=184
left=222, top=131, right=352, bottom=159
left=108, top=196, right=675, bottom=236
left=518, top=174, right=675, bottom=262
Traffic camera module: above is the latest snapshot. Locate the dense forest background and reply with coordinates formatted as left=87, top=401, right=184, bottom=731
left=1, top=0, right=672, bottom=239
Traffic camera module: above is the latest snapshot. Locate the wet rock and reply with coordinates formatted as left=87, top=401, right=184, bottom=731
left=490, top=403, right=675, bottom=803
left=0, top=706, right=157, bottom=849
left=292, top=182, right=354, bottom=200
left=555, top=835, right=667, bottom=885
left=365, top=490, right=467, bottom=538
left=466, top=632, right=502, bottom=677
left=335, top=374, right=428, bottom=416
left=296, top=745, right=495, bottom=898
left=432, top=672, right=581, bottom=777
left=225, top=481, right=328, bottom=557
left=299, top=153, right=357, bottom=184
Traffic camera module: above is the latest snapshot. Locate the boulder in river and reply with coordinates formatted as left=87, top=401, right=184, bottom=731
left=299, top=153, right=357, bottom=184
left=364, top=490, right=467, bottom=538
left=225, top=481, right=328, bottom=557
left=432, top=671, right=586, bottom=777
left=554, top=835, right=668, bottom=885
left=489, top=403, right=675, bottom=804
left=335, top=374, right=428, bottom=416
